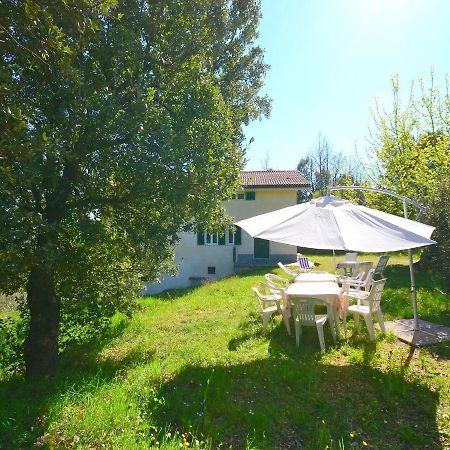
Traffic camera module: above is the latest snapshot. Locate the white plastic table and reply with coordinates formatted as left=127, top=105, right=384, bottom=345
left=295, top=272, right=337, bottom=283
left=285, top=281, right=342, bottom=340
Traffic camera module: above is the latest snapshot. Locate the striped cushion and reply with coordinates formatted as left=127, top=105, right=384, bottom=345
left=298, top=257, right=312, bottom=270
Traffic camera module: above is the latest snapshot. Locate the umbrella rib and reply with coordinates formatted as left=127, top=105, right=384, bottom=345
left=329, top=209, right=348, bottom=251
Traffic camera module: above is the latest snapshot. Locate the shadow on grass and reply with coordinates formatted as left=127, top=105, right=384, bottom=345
left=150, top=357, right=441, bottom=449
left=0, top=317, right=152, bottom=449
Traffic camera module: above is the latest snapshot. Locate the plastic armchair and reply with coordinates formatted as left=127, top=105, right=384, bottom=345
left=347, top=278, right=387, bottom=341
left=345, top=252, right=358, bottom=263
left=355, top=261, right=373, bottom=278
left=348, top=268, right=375, bottom=293
left=252, top=284, right=291, bottom=335
left=336, top=252, right=358, bottom=275
left=373, top=255, right=390, bottom=280
left=264, top=273, right=290, bottom=293
left=277, top=262, right=300, bottom=278
left=290, top=298, right=328, bottom=352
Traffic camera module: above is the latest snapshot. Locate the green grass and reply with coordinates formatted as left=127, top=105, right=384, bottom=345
left=0, top=254, right=449, bottom=449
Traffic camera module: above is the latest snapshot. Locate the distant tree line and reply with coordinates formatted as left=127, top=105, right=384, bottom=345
left=297, top=133, right=364, bottom=201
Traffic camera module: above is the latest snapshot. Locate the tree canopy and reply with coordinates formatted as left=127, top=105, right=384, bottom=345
left=369, top=71, right=450, bottom=215
left=0, top=0, right=270, bottom=376
left=367, top=70, right=450, bottom=287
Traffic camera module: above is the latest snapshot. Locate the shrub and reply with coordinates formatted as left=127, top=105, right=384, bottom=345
left=422, top=173, right=450, bottom=291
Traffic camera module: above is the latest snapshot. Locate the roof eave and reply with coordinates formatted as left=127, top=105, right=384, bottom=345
left=242, top=184, right=311, bottom=189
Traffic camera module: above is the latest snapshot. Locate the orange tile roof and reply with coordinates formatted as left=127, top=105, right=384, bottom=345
left=240, top=170, right=310, bottom=188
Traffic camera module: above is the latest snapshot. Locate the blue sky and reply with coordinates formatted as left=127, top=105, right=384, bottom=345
left=244, top=0, right=450, bottom=172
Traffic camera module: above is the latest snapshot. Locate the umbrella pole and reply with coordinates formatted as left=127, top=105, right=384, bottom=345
left=333, top=249, right=336, bottom=272
left=403, top=199, right=420, bottom=331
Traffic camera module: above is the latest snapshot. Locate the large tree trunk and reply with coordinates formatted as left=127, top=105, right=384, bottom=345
left=24, top=264, right=60, bottom=378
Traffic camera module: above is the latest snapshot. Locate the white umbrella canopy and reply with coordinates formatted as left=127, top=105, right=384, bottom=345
left=235, top=195, right=436, bottom=252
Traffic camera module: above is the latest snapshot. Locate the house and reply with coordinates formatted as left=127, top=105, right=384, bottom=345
left=143, top=170, right=310, bottom=295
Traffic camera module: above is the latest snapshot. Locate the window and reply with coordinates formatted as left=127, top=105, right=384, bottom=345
left=208, top=266, right=216, bottom=274
left=237, top=193, right=245, bottom=199
left=198, top=228, right=241, bottom=246
left=245, top=191, right=256, bottom=200
left=205, top=232, right=218, bottom=245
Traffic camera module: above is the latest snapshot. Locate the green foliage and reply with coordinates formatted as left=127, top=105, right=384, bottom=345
left=370, top=70, right=450, bottom=215
left=0, top=316, right=27, bottom=376
left=368, top=70, right=450, bottom=284
left=421, top=173, right=450, bottom=290
left=0, top=0, right=270, bottom=371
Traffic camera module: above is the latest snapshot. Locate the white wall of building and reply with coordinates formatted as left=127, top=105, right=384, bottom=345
left=142, top=231, right=235, bottom=295
left=227, top=189, right=299, bottom=261
left=143, top=186, right=308, bottom=295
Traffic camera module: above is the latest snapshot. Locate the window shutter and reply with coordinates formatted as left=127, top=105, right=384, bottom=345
left=218, top=230, right=226, bottom=245
left=197, top=232, right=205, bottom=245
left=245, top=191, right=256, bottom=200
left=235, top=226, right=242, bottom=245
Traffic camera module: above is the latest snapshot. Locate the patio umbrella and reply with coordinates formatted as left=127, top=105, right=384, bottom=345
left=235, top=195, right=435, bottom=252
left=235, top=195, right=436, bottom=330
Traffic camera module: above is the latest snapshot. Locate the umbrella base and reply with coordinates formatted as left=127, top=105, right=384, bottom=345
left=381, top=319, right=450, bottom=347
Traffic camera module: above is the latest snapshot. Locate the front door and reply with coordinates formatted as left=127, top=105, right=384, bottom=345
left=254, top=238, right=270, bottom=259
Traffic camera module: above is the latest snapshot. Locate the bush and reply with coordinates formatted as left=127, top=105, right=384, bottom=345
left=422, top=173, right=450, bottom=291
left=0, top=316, right=27, bottom=377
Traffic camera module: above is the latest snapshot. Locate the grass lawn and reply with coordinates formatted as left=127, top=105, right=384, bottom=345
left=0, top=253, right=449, bottom=449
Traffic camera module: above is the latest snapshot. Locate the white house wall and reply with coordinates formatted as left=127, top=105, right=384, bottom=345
left=143, top=232, right=235, bottom=295
left=143, top=187, right=308, bottom=295
left=227, top=189, right=299, bottom=264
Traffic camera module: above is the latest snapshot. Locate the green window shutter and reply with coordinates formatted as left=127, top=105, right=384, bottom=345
left=197, top=232, right=205, bottom=245
left=235, top=226, right=242, bottom=245
left=245, top=191, right=256, bottom=200
left=218, top=230, right=226, bottom=245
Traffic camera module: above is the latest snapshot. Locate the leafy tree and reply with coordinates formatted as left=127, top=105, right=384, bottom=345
left=368, top=70, right=450, bottom=280
left=0, top=0, right=269, bottom=377
left=421, top=173, right=450, bottom=290
left=369, top=71, right=450, bottom=216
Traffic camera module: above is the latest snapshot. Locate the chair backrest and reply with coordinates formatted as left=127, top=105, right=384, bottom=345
left=345, top=252, right=358, bottom=262
left=265, top=273, right=289, bottom=291
left=291, top=299, right=324, bottom=324
left=362, top=278, right=387, bottom=312
left=297, top=256, right=313, bottom=271
left=374, top=255, right=390, bottom=279
left=277, top=262, right=298, bottom=277
left=361, top=268, right=375, bottom=289
left=251, top=287, right=265, bottom=311
left=356, top=261, right=373, bottom=276
left=252, top=285, right=278, bottom=311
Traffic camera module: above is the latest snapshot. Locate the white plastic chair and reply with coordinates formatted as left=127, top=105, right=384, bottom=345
left=252, top=284, right=291, bottom=335
left=336, top=252, right=358, bottom=275
left=277, top=262, right=300, bottom=278
left=291, top=298, right=328, bottom=352
left=345, top=252, right=358, bottom=263
left=346, top=278, right=387, bottom=341
left=347, top=268, right=375, bottom=294
left=264, top=273, right=290, bottom=292
left=340, top=261, right=372, bottom=284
